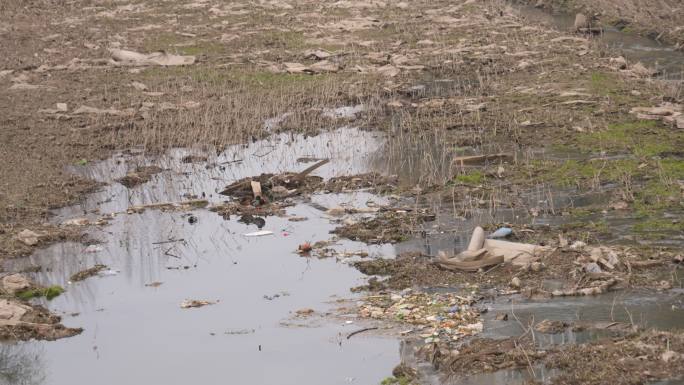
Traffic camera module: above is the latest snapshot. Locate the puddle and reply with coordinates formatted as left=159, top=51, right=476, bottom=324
left=59, top=126, right=385, bottom=217
left=513, top=4, right=684, bottom=78
left=2, top=127, right=404, bottom=385
left=482, top=289, right=684, bottom=347
left=448, top=366, right=558, bottom=385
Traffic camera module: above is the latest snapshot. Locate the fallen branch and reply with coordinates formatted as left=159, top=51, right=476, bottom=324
left=295, top=159, right=330, bottom=180
left=152, top=238, right=185, bottom=245
left=346, top=327, right=378, bottom=339
left=629, top=260, right=665, bottom=269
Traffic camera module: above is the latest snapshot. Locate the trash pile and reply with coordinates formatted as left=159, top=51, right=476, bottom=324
left=358, top=291, right=483, bottom=343
left=213, top=159, right=329, bottom=217
left=437, top=226, right=550, bottom=271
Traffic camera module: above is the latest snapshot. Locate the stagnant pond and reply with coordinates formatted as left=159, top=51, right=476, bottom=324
left=2, top=124, right=682, bottom=385
left=2, top=128, right=401, bottom=385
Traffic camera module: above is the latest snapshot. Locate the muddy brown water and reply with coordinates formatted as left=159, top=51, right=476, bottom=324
left=514, top=3, right=684, bottom=78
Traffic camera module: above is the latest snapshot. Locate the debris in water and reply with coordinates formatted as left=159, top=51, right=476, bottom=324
left=117, top=166, right=163, bottom=188
left=180, top=299, right=217, bottom=309
left=244, top=230, right=274, bottom=237
left=295, top=308, right=315, bottom=316
left=225, top=328, right=255, bottom=335
left=70, top=264, right=108, bottom=282
left=297, top=242, right=313, bottom=254
left=84, top=245, right=104, bottom=253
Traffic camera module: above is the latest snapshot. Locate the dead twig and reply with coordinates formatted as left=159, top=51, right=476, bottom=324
left=346, top=327, right=378, bottom=339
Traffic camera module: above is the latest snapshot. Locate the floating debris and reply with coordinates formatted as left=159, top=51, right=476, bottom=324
left=180, top=299, right=217, bottom=309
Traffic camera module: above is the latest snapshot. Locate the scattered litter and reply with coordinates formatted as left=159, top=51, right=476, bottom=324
left=303, top=49, right=334, bottom=60
left=245, top=230, right=274, bottom=237
left=130, top=81, right=148, bottom=91
left=358, top=291, right=481, bottom=342
left=295, top=308, right=315, bottom=316
left=180, top=299, right=217, bottom=309
left=453, top=153, right=512, bottom=167
left=322, top=104, right=364, bottom=119
left=98, top=269, right=119, bottom=277
left=297, top=242, right=313, bottom=254
left=488, top=227, right=512, bottom=239
left=438, top=226, right=549, bottom=271
left=84, top=245, right=104, bottom=253
left=39, top=103, right=68, bottom=114
left=109, top=49, right=196, bottom=66
left=62, top=217, right=89, bottom=226
left=225, top=328, right=255, bottom=335
left=263, top=291, right=289, bottom=300
left=73, top=105, right=136, bottom=117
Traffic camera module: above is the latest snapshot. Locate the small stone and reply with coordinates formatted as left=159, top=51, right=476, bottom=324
left=495, top=313, right=508, bottom=321
left=2, top=274, right=31, bottom=294
left=584, top=262, right=602, bottom=273
left=510, top=277, right=522, bottom=288
left=662, top=350, right=681, bottom=363
left=16, top=229, right=40, bottom=246
left=570, top=241, right=587, bottom=250
left=530, top=262, right=544, bottom=272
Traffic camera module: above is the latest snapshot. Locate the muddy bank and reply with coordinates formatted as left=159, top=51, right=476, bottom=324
left=427, top=329, right=684, bottom=385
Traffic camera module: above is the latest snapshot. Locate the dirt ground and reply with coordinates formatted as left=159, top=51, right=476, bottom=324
left=0, top=0, right=683, bottom=382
